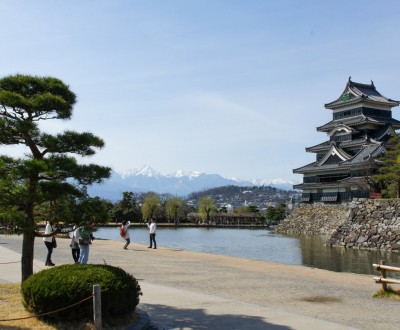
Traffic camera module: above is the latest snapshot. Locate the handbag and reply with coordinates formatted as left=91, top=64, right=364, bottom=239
left=79, top=237, right=89, bottom=246
left=52, top=236, right=57, bottom=248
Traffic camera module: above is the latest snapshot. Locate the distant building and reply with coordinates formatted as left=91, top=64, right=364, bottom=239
left=225, top=204, right=233, bottom=213
left=293, top=78, right=400, bottom=203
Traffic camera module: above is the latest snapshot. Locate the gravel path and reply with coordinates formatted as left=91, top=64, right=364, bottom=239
left=2, top=234, right=399, bottom=329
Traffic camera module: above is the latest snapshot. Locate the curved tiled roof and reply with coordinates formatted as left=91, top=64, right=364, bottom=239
left=293, top=142, right=384, bottom=174
left=317, top=144, right=352, bottom=166
left=306, top=140, right=332, bottom=152
left=293, top=161, right=337, bottom=173
left=328, top=123, right=359, bottom=135
left=339, top=136, right=368, bottom=148
left=316, top=115, right=400, bottom=132
left=372, top=124, right=396, bottom=141
left=325, top=78, right=399, bottom=109
left=306, top=136, right=370, bottom=153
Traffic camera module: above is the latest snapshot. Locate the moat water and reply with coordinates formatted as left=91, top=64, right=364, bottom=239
left=95, top=226, right=400, bottom=277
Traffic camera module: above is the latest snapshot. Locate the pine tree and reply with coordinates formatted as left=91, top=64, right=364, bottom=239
left=374, top=132, right=400, bottom=198
left=0, top=74, right=111, bottom=281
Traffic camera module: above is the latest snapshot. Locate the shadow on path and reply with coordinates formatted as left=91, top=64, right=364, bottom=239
left=141, top=303, right=291, bottom=330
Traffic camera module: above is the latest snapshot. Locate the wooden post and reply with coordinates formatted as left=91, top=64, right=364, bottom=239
left=380, top=260, right=387, bottom=292
left=93, top=284, right=102, bottom=329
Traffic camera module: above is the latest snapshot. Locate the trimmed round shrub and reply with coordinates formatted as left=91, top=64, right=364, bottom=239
left=21, top=264, right=142, bottom=322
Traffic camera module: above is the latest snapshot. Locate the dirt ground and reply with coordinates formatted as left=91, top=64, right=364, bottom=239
left=2, top=234, right=400, bottom=330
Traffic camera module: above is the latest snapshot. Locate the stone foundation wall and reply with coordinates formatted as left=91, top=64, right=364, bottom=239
left=276, top=199, right=400, bottom=251
left=328, top=199, right=400, bottom=251
left=276, top=203, right=349, bottom=235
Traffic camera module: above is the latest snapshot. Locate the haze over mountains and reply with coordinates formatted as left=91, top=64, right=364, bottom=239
left=87, top=165, right=298, bottom=201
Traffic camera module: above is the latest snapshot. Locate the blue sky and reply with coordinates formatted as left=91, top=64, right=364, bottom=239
left=1, top=1, right=400, bottom=182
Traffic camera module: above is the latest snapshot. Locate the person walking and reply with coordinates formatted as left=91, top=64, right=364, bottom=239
left=69, top=225, right=80, bottom=263
left=147, top=219, right=157, bottom=249
left=43, top=221, right=56, bottom=266
left=76, top=222, right=94, bottom=264
left=121, top=220, right=131, bottom=249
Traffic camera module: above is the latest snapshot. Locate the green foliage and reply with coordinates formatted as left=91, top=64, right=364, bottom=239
left=265, top=206, right=276, bottom=220
left=0, top=75, right=76, bottom=122
left=374, top=133, right=400, bottom=198
left=234, top=206, right=249, bottom=214
left=21, top=264, right=142, bottom=322
left=76, top=197, right=112, bottom=224
left=198, top=196, right=215, bottom=223
left=247, top=205, right=259, bottom=214
left=274, top=202, right=286, bottom=221
left=265, top=203, right=286, bottom=224
left=373, top=286, right=400, bottom=299
left=33, top=195, right=112, bottom=225
left=165, top=197, right=186, bottom=223
left=141, top=193, right=162, bottom=221
left=111, top=192, right=142, bottom=223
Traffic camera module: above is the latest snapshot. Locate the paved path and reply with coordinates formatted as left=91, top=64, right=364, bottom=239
left=1, top=234, right=399, bottom=329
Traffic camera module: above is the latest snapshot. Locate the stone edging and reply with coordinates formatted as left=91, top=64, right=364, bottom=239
left=276, top=199, right=400, bottom=251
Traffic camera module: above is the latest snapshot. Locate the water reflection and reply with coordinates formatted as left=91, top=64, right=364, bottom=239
left=296, top=234, right=400, bottom=277
left=95, top=227, right=400, bottom=276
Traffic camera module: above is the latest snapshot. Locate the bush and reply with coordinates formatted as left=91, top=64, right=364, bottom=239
left=21, top=264, right=142, bottom=322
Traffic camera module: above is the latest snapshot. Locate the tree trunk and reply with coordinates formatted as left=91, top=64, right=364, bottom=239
left=21, top=174, right=39, bottom=282
left=22, top=190, right=37, bottom=282
left=21, top=230, right=35, bottom=282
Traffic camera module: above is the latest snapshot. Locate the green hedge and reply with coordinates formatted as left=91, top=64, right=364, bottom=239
left=21, top=264, right=142, bottom=322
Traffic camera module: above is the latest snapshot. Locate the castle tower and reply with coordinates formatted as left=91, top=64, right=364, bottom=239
left=293, top=78, right=400, bottom=203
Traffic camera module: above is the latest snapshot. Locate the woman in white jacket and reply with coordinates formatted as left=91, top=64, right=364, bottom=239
left=43, top=221, right=55, bottom=266
left=70, top=225, right=80, bottom=263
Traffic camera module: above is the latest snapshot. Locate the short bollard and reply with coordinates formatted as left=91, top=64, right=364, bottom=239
left=93, top=284, right=102, bottom=329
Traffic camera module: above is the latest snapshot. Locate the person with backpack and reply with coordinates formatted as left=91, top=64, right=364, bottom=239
left=77, top=222, right=94, bottom=264
left=120, top=220, right=131, bottom=250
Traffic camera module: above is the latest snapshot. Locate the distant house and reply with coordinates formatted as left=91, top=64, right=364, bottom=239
left=293, top=78, right=400, bottom=203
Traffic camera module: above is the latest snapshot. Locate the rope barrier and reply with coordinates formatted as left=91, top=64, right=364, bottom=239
left=0, top=261, right=20, bottom=264
left=0, top=293, right=94, bottom=322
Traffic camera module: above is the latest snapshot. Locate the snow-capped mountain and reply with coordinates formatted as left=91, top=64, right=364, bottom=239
left=87, top=165, right=298, bottom=201
left=119, top=165, right=158, bottom=178
left=250, top=178, right=297, bottom=191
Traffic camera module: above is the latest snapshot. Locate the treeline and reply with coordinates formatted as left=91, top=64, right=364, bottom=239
left=20, top=190, right=288, bottom=227
left=118, top=190, right=288, bottom=224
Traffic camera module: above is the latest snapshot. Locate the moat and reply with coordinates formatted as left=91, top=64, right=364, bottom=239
left=95, top=227, right=400, bottom=276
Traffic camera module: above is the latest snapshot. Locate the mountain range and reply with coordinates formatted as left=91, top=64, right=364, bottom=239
left=87, top=165, right=298, bottom=201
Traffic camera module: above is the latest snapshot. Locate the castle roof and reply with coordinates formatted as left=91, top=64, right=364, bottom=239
left=306, top=136, right=368, bottom=153
left=306, top=125, right=394, bottom=153
left=316, top=114, right=400, bottom=132
left=325, top=78, right=399, bottom=110
left=294, top=176, right=370, bottom=190
left=293, top=142, right=384, bottom=174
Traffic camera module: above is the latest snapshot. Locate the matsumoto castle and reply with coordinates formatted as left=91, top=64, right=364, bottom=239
left=293, top=78, right=400, bottom=203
